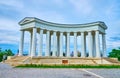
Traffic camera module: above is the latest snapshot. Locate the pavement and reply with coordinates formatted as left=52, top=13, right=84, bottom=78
left=0, top=63, right=120, bottom=78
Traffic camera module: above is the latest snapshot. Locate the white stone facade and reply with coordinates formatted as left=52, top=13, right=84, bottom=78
left=19, top=17, right=107, bottom=57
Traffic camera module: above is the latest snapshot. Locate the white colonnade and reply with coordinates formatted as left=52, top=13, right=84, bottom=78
left=19, top=29, right=106, bottom=58
left=19, top=17, right=107, bottom=58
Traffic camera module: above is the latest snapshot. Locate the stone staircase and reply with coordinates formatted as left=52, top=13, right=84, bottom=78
left=5, top=56, right=30, bottom=66
left=4, top=56, right=120, bottom=66
left=103, top=58, right=120, bottom=64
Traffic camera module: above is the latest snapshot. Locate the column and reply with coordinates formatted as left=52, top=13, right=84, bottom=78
left=67, top=32, right=70, bottom=57
left=60, top=32, right=63, bottom=57
left=102, top=33, right=106, bottom=57
left=95, top=30, right=100, bottom=57
left=29, top=31, right=32, bottom=56
left=92, top=33, right=96, bottom=57
left=53, top=32, right=57, bottom=56
left=19, top=30, right=24, bottom=56
left=49, top=34, right=51, bottom=56
left=38, top=29, right=43, bottom=56
left=31, top=27, right=37, bottom=57
left=88, top=31, right=93, bottom=57
left=57, top=34, right=60, bottom=56
left=65, top=34, right=67, bottom=56
left=74, top=32, right=77, bottom=57
left=81, top=32, right=86, bottom=57
left=46, top=31, right=50, bottom=56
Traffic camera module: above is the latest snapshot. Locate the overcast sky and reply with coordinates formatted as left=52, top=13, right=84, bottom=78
left=0, top=0, right=120, bottom=55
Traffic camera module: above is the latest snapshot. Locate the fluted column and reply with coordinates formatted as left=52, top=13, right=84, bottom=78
left=74, top=32, right=77, bottom=57
left=49, top=34, right=51, bottom=56
left=46, top=31, right=50, bottom=56
left=53, top=32, right=57, bottom=56
left=38, top=29, right=43, bottom=56
left=57, top=35, right=60, bottom=56
left=60, top=32, right=63, bottom=57
left=102, top=33, right=106, bottom=57
left=88, top=31, right=93, bottom=57
left=95, top=30, right=100, bottom=57
left=67, top=32, right=70, bottom=57
left=65, top=34, right=67, bottom=56
left=19, top=30, right=24, bottom=56
left=29, top=31, right=32, bottom=56
left=92, top=34, right=96, bottom=57
left=81, top=32, right=86, bottom=57
left=31, top=27, right=37, bottom=57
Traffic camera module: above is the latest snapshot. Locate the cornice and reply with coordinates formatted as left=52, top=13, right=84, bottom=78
left=19, top=17, right=107, bottom=29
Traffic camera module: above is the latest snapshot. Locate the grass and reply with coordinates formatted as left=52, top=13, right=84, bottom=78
left=15, top=64, right=120, bottom=68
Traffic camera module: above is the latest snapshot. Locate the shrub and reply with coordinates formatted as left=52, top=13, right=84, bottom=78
left=118, top=56, right=120, bottom=61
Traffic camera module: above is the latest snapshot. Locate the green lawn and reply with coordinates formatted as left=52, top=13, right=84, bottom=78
left=16, top=64, right=120, bottom=68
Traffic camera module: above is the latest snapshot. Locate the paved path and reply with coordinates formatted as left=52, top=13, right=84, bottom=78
left=0, top=63, right=120, bottom=78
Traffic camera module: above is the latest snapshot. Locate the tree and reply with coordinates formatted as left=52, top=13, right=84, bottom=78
left=0, top=48, right=14, bottom=62
left=0, top=48, right=1, bottom=52
left=5, top=49, right=14, bottom=56
left=108, top=48, right=120, bottom=58
left=0, top=51, right=4, bottom=62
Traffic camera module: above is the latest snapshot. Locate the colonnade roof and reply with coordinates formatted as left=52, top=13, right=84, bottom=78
left=19, top=17, right=107, bottom=29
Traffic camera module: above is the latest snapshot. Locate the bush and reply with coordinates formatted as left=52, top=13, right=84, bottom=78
left=118, top=56, right=120, bottom=61
left=0, top=48, right=14, bottom=62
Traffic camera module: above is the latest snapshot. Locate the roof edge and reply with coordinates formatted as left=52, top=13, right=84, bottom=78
left=19, top=17, right=107, bottom=29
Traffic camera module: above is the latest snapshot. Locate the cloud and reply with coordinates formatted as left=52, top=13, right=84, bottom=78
left=40, top=12, right=68, bottom=23
left=21, top=10, right=68, bottom=23
left=110, top=37, right=120, bottom=41
left=0, top=0, right=69, bottom=53
left=69, top=0, right=93, bottom=15
left=105, top=3, right=120, bottom=20
left=107, top=41, right=120, bottom=49
left=0, top=18, right=20, bottom=44
left=0, top=30, right=19, bottom=45
left=106, top=32, right=120, bottom=51
left=0, top=0, right=120, bottom=54
left=0, top=0, right=24, bottom=9
left=52, top=0, right=64, bottom=4
left=0, top=18, right=19, bottom=31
